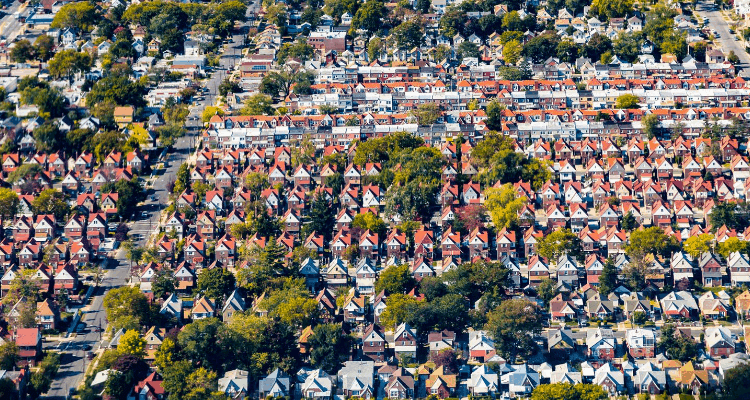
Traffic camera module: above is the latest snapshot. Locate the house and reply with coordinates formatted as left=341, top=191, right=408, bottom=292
left=586, top=328, right=616, bottom=360
left=298, top=369, right=333, bottom=399
left=384, top=368, right=415, bottom=399
left=594, top=363, right=625, bottom=395
left=393, top=323, right=418, bottom=359
left=338, top=361, right=375, bottom=399
left=258, top=369, right=291, bottom=399
left=425, top=366, right=458, bottom=398
left=627, top=329, right=656, bottom=358
left=468, top=365, right=498, bottom=397
left=363, top=324, right=387, bottom=362
left=218, top=369, right=249, bottom=400
left=15, top=328, right=41, bottom=366
left=705, top=327, right=735, bottom=358
left=190, top=297, right=215, bottom=320
left=469, top=331, right=496, bottom=362
left=131, top=371, right=165, bottom=400
left=114, top=106, right=134, bottom=127
left=660, top=291, right=699, bottom=320
left=504, top=365, right=539, bottom=397
left=221, top=290, right=246, bottom=322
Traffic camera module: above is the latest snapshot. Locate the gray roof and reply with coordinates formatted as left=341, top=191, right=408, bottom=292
left=258, top=368, right=291, bottom=394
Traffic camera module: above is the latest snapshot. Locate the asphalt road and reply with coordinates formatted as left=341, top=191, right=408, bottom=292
left=43, top=6, right=257, bottom=399
left=0, top=1, right=27, bottom=44
left=697, top=1, right=750, bottom=72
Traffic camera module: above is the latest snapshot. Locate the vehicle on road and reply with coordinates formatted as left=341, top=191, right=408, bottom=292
left=141, top=211, right=149, bottom=218
left=83, top=345, right=92, bottom=351
left=150, top=195, right=157, bottom=202
left=87, top=352, right=95, bottom=360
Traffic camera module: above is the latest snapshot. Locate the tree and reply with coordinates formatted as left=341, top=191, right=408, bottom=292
left=485, top=299, right=543, bottom=361
left=197, top=267, right=236, bottom=302
left=391, top=19, right=423, bottom=50
left=20, top=86, right=66, bottom=118
left=536, top=278, right=558, bottom=307
left=103, top=286, right=151, bottom=331
left=537, top=229, right=582, bottom=262
left=0, top=378, right=16, bottom=400
left=100, top=178, right=146, bottom=219
left=708, top=202, right=750, bottom=232
left=0, top=343, right=20, bottom=370
left=10, top=40, right=35, bottom=63
left=616, top=94, right=640, bottom=109
left=305, top=194, right=336, bottom=241
left=151, top=268, right=176, bottom=299
left=723, top=362, right=750, bottom=400
left=308, top=323, right=352, bottom=373
left=241, top=93, right=274, bottom=116
left=598, top=258, right=618, bottom=297
left=34, top=35, right=55, bottom=62
left=659, top=324, right=698, bottom=362
left=457, top=41, right=480, bottom=59
left=118, top=330, right=146, bottom=358
left=86, top=74, right=146, bottom=110
left=531, top=383, right=607, bottom=400
left=555, top=39, right=578, bottom=63
left=502, top=40, right=523, bottom=64
left=32, top=189, right=69, bottom=221
left=202, top=106, right=224, bottom=123
left=411, top=102, right=441, bottom=125
left=642, top=113, right=660, bottom=139
left=632, top=311, right=648, bottom=325
left=351, top=0, right=386, bottom=37
left=0, top=188, right=19, bottom=220
left=584, top=33, right=611, bottom=61
left=728, top=51, right=741, bottom=65
left=323, top=0, right=360, bottom=24
left=522, top=32, right=560, bottom=63
left=379, top=293, right=421, bottom=328
left=613, top=31, right=642, bottom=62
left=367, top=37, right=384, bottom=61
left=590, top=0, right=634, bottom=19
left=51, top=1, right=98, bottom=32
left=683, top=234, right=713, bottom=258
left=161, top=360, right=195, bottom=400
left=718, top=237, right=748, bottom=259
left=351, top=212, right=387, bottom=236
left=484, top=184, right=527, bottom=230
left=626, top=227, right=680, bottom=261
left=375, top=265, right=416, bottom=295
left=432, top=348, right=459, bottom=374
left=177, top=318, right=230, bottom=373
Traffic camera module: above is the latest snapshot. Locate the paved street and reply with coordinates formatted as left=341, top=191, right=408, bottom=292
left=0, top=1, right=27, bottom=43
left=697, top=1, right=750, bottom=73
left=43, top=6, right=257, bottom=399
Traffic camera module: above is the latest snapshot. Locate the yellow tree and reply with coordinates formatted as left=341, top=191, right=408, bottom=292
left=683, top=233, right=714, bottom=258
left=484, top=184, right=527, bottom=230
left=718, top=237, right=749, bottom=259
left=118, top=329, right=146, bottom=358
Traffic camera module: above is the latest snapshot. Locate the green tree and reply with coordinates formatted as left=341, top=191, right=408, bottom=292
left=151, top=268, right=176, bottom=298
left=375, top=265, right=416, bottom=295
left=485, top=299, right=543, bottom=361
left=0, top=343, right=20, bottom=370
left=118, top=330, right=146, bottom=358
left=457, top=41, right=480, bottom=59
left=86, top=74, right=147, bottom=109
left=613, top=31, right=643, bottom=62
left=351, top=0, right=386, bottom=37
left=723, top=362, right=750, bottom=400
left=32, top=189, right=69, bottom=220
left=598, top=258, right=618, bottom=297
left=34, top=35, right=55, bottom=62
left=391, top=20, right=423, bottom=50
left=537, top=229, right=582, bottom=262
left=241, top=93, right=274, bottom=116
left=536, top=278, right=558, bottom=307
left=305, top=193, right=336, bottom=241
left=51, top=1, right=98, bottom=32
left=378, top=293, right=421, bottom=328
left=642, top=113, right=660, bottom=139
left=10, top=40, right=35, bottom=63
left=616, top=94, right=640, bottom=109
left=100, top=178, right=146, bottom=219
left=659, top=324, right=698, bottom=362
left=308, top=323, right=353, bottom=373
left=367, top=37, right=384, bottom=61
left=323, top=0, right=360, bottom=24
left=20, top=86, right=66, bottom=118
left=197, top=267, right=236, bottom=302
left=522, top=32, right=560, bottom=63
left=626, top=227, right=680, bottom=261
left=177, top=318, right=230, bottom=373
left=411, top=102, right=441, bottom=125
